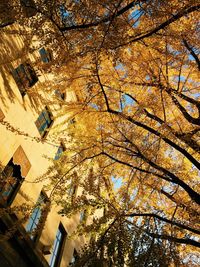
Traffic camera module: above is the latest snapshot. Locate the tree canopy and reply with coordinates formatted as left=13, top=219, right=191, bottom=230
left=1, top=0, right=200, bottom=266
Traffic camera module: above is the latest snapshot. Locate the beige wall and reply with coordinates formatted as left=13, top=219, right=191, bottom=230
left=0, top=23, right=84, bottom=267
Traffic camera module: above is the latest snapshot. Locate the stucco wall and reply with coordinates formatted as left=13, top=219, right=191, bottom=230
left=0, top=23, right=84, bottom=267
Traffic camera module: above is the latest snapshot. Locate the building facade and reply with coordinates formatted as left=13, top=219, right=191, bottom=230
left=0, top=19, right=83, bottom=267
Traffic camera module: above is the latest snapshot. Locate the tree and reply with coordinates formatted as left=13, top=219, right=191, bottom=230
left=71, top=218, right=183, bottom=267
left=1, top=0, right=200, bottom=265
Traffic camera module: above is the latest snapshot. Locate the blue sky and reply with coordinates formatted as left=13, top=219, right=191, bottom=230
left=111, top=176, right=123, bottom=191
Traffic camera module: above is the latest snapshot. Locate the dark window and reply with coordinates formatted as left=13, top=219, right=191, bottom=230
left=54, top=143, right=65, bottom=160
left=12, top=63, right=38, bottom=96
left=49, top=223, right=67, bottom=267
left=26, top=191, right=48, bottom=241
left=0, top=158, right=24, bottom=206
left=35, top=107, right=53, bottom=137
left=39, top=47, right=52, bottom=63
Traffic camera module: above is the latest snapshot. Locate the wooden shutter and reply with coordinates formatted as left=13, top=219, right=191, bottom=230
left=13, top=146, right=31, bottom=177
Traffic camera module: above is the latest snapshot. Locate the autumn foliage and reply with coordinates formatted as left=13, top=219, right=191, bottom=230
left=1, top=0, right=200, bottom=266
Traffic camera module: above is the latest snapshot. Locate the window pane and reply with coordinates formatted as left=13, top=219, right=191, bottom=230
left=26, top=206, right=41, bottom=232
left=54, top=144, right=65, bottom=160
left=17, top=64, right=30, bottom=88
left=49, top=225, right=66, bottom=267
left=43, top=110, right=52, bottom=125
left=1, top=176, right=18, bottom=199
left=35, top=108, right=53, bottom=137
left=39, top=47, right=50, bottom=63
left=26, top=192, right=46, bottom=239
left=12, top=63, right=38, bottom=96
left=0, top=159, right=22, bottom=205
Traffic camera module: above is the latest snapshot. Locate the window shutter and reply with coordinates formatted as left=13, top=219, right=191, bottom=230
left=13, top=146, right=31, bottom=177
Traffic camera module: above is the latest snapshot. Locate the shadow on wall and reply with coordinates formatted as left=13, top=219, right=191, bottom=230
left=0, top=65, right=15, bottom=105
left=0, top=25, right=41, bottom=111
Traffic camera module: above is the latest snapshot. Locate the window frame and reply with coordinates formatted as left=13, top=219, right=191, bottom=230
left=26, top=191, right=49, bottom=242
left=54, top=143, right=66, bottom=160
left=12, top=63, right=38, bottom=96
left=35, top=107, right=53, bottom=138
left=0, top=158, right=24, bottom=206
left=49, top=223, right=67, bottom=267
left=39, top=47, right=52, bottom=63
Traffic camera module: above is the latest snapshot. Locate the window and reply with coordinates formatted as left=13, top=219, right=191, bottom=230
left=12, top=63, right=38, bottom=96
left=0, top=146, right=30, bottom=206
left=39, top=47, right=52, bottom=63
left=35, top=107, right=53, bottom=137
left=49, top=223, right=67, bottom=267
left=0, top=158, right=24, bottom=206
left=54, top=143, right=65, bottom=160
left=26, top=191, right=49, bottom=241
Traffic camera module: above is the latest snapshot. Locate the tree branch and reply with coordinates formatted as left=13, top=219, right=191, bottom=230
left=59, top=0, right=143, bottom=32
left=125, top=213, right=200, bottom=235
left=183, top=38, right=200, bottom=71
left=114, top=4, right=200, bottom=48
